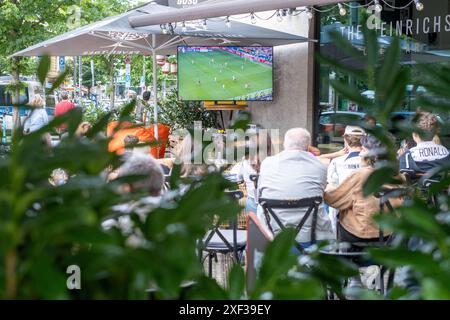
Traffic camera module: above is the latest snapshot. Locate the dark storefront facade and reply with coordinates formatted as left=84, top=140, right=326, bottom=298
left=315, top=0, right=450, bottom=153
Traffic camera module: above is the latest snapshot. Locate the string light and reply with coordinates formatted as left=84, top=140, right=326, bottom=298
left=414, top=0, right=424, bottom=11
left=305, top=7, right=314, bottom=20
left=167, top=23, right=174, bottom=35
left=338, top=3, right=347, bottom=16
left=276, top=9, right=283, bottom=22
left=225, top=16, right=231, bottom=28
left=176, top=1, right=424, bottom=30
left=374, top=0, right=383, bottom=13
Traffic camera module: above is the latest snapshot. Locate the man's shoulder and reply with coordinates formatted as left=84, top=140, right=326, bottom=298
left=331, top=154, right=347, bottom=164
left=261, top=154, right=279, bottom=167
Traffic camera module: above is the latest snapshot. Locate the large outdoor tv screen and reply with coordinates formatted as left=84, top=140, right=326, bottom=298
left=177, top=46, right=273, bottom=101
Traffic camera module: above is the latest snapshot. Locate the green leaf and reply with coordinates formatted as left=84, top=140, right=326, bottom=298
left=376, top=38, right=400, bottom=96
left=362, top=25, right=378, bottom=68
left=330, top=79, right=372, bottom=107
left=37, top=55, right=50, bottom=85
left=316, top=53, right=366, bottom=80
left=369, top=248, right=441, bottom=274
left=251, top=229, right=298, bottom=298
left=50, top=69, right=70, bottom=93
left=363, top=166, right=398, bottom=196
left=327, top=30, right=367, bottom=62
left=228, top=264, right=245, bottom=300
left=422, top=278, right=450, bottom=300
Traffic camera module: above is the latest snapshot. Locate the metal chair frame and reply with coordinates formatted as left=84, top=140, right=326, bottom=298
left=198, top=190, right=246, bottom=278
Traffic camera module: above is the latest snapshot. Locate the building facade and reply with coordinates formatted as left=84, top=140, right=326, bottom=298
left=245, top=0, right=449, bottom=152
left=315, top=0, right=450, bottom=152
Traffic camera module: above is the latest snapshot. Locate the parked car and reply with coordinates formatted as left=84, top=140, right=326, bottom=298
left=317, top=111, right=366, bottom=145
left=318, top=110, right=450, bottom=151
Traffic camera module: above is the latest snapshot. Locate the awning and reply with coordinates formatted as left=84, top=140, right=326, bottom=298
left=129, top=0, right=346, bottom=28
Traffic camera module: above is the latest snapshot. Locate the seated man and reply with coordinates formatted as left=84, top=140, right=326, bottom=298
left=257, top=128, right=334, bottom=248
left=399, top=112, right=449, bottom=178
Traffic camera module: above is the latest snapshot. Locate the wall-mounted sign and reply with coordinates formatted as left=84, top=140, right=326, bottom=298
left=340, top=14, right=450, bottom=41
left=59, top=57, right=65, bottom=72
left=168, top=0, right=208, bottom=9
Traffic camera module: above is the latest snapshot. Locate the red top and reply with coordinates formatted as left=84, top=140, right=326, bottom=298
left=55, top=100, right=75, bottom=117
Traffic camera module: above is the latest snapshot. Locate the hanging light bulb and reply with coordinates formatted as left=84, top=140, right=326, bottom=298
left=181, top=21, right=187, bottom=32
left=166, top=23, right=174, bottom=35
left=338, top=3, right=347, bottom=16
left=202, top=19, right=208, bottom=30
left=374, top=0, right=383, bottom=13
left=225, top=16, right=231, bottom=28
left=250, top=13, right=257, bottom=24
left=276, top=9, right=283, bottom=22
left=161, top=24, right=168, bottom=34
left=306, top=7, right=314, bottom=20
left=414, top=0, right=424, bottom=11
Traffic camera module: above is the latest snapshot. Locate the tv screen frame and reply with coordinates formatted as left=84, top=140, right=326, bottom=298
left=176, top=46, right=274, bottom=102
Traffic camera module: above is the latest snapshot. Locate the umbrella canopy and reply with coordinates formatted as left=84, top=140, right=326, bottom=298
left=12, top=2, right=309, bottom=57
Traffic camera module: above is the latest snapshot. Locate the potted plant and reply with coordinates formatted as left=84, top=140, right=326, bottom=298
left=167, top=55, right=177, bottom=75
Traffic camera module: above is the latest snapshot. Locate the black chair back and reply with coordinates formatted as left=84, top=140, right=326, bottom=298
left=258, top=197, right=323, bottom=253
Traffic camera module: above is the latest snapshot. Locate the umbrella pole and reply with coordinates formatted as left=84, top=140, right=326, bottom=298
left=152, top=34, right=159, bottom=156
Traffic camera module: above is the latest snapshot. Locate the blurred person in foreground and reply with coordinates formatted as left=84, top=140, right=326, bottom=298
left=399, top=111, right=449, bottom=178
left=75, top=122, right=92, bottom=139
left=257, top=128, right=334, bottom=248
left=102, top=153, right=165, bottom=235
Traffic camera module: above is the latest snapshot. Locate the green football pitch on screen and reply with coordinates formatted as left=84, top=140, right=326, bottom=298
left=177, top=47, right=273, bottom=101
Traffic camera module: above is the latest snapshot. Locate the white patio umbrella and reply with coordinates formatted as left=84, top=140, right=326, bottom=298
left=12, top=1, right=310, bottom=141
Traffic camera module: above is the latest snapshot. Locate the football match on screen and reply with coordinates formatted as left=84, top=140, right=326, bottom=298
left=177, top=46, right=273, bottom=101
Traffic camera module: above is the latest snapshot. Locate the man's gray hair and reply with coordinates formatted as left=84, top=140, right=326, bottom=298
left=118, top=153, right=164, bottom=196
left=284, top=128, right=311, bottom=151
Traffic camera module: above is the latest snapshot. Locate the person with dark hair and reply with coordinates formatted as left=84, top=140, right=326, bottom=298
left=326, top=126, right=366, bottom=234
left=142, top=91, right=151, bottom=102
left=133, top=91, right=151, bottom=124
left=55, top=92, right=75, bottom=117
left=399, top=111, right=449, bottom=176
left=124, top=134, right=139, bottom=154
left=230, top=128, right=273, bottom=213
left=55, top=91, right=76, bottom=134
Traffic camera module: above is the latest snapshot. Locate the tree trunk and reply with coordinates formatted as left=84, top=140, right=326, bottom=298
left=109, top=57, right=115, bottom=110
left=11, top=57, right=21, bottom=133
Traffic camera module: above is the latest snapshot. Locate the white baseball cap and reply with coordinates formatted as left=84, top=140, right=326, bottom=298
left=344, top=125, right=366, bottom=136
